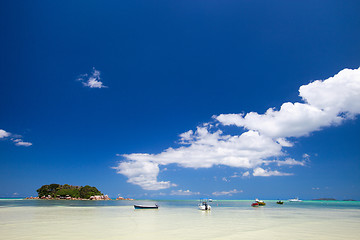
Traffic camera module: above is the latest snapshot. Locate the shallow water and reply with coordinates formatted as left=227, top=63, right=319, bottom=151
left=1, top=199, right=359, bottom=239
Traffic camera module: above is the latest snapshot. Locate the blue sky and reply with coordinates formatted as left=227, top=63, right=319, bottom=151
left=1, top=0, right=360, bottom=200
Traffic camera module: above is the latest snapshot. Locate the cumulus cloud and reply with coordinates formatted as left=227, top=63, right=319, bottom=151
left=230, top=172, right=241, bottom=178
left=303, top=153, right=310, bottom=160
left=217, top=103, right=341, bottom=138
left=274, top=158, right=307, bottom=167
left=299, top=68, right=360, bottom=116
left=216, top=67, right=360, bottom=138
left=252, top=167, right=293, bottom=177
left=13, top=139, right=33, bottom=147
left=222, top=171, right=249, bottom=180
left=276, top=138, right=294, bottom=147
left=170, top=189, right=200, bottom=196
left=77, top=68, right=107, bottom=88
left=114, top=67, right=360, bottom=190
left=112, top=161, right=174, bottom=190
left=212, top=189, right=243, bottom=196
left=0, top=129, right=11, bottom=138
left=0, top=129, right=32, bottom=147
left=114, top=128, right=283, bottom=189
left=122, top=128, right=282, bottom=169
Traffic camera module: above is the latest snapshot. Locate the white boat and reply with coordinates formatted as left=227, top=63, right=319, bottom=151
left=198, top=198, right=211, bottom=210
left=255, top=198, right=266, bottom=206
left=134, top=204, right=158, bottom=209
left=289, top=197, right=302, bottom=202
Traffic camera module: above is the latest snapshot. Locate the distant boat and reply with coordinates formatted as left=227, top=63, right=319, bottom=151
left=289, top=198, right=302, bottom=202
left=255, top=198, right=266, bottom=206
left=134, top=204, right=158, bottom=209
left=198, top=198, right=211, bottom=210
left=251, top=202, right=259, bottom=207
left=276, top=200, right=284, bottom=204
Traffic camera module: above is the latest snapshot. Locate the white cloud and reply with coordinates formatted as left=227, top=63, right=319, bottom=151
left=115, top=127, right=283, bottom=190
left=0, top=129, right=11, bottom=138
left=114, top=67, right=360, bottom=190
left=303, top=153, right=310, bottom=160
left=212, top=189, right=243, bottom=196
left=299, top=68, right=360, bottom=116
left=276, top=138, right=293, bottom=147
left=275, top=158, right=306, bottom=167
left=14, top=140, right=33, bottom=147
left=179, top=130, right=194, bottom=144
left=242, top=171, right=250, bottom=177
left=230, top=172, right=241, bottom=178
left=216, top=67, right=360, bottom=138
left=112, top=160, right=175, bottom=190
left=252, top=167, right=293, bottom=177
left=217, top=103, right=340, bottom=138
left=78, top=68, right=107, bottom=88
left=122, top=128, right=282, bottom=169
left=170, top=189, right=200, bottom=196
left=0, top=129, right=32, bottom=147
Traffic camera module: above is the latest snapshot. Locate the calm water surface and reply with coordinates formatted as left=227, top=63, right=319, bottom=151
left=1, top=199, right=359, bottom=239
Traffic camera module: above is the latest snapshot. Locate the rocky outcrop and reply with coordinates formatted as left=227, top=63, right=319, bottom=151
left=25, top=194, right=112, bottom=200
left=89, top=195, right=111, bottom=200
left=116, top=196, right=134, bottom=200
left=25, top=196, right=40, bottom=199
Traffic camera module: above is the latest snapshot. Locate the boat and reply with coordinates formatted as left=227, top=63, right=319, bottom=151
left=251, top=202, right=259, bottom=207
left=255, top=198, right=266, bottom=206
left=276, top=200, right=284, bottom=204
left=134, top=204, right=158, bottom=209
left=289, top=197, right=302, bottom=202
left=198, top=198, right=211, bottom=210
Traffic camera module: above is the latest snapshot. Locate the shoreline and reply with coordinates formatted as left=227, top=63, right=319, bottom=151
left=24, top=196, right=135, bottom=201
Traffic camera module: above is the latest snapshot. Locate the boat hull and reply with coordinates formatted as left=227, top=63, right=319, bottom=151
left=198, top=205, right=211, bottom=210
left=134, top=205, right=158, bottom=209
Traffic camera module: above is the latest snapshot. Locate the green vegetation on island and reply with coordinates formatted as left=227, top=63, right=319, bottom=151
left=36, top=184, right=102, bottom=199
left=312, top=198, right=337, bottom=201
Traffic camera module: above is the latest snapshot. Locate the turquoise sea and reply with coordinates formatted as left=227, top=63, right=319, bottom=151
left=1, top=199, right=360, bottom=239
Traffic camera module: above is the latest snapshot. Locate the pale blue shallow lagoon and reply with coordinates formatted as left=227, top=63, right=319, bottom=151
left=1, top=199, right=360, bottom=239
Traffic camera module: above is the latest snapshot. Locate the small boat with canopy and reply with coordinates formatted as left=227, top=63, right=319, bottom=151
left=198, top=198, right=211, bottom=210
left=289, top=197, right=302, bottom=202
left=255, top=198, right=266, bottom=206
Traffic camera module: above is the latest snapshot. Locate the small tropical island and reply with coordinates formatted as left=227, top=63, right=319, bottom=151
left=25, top=184, right=133, bottom=200
left=312, top=198, right=337, bottom=201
